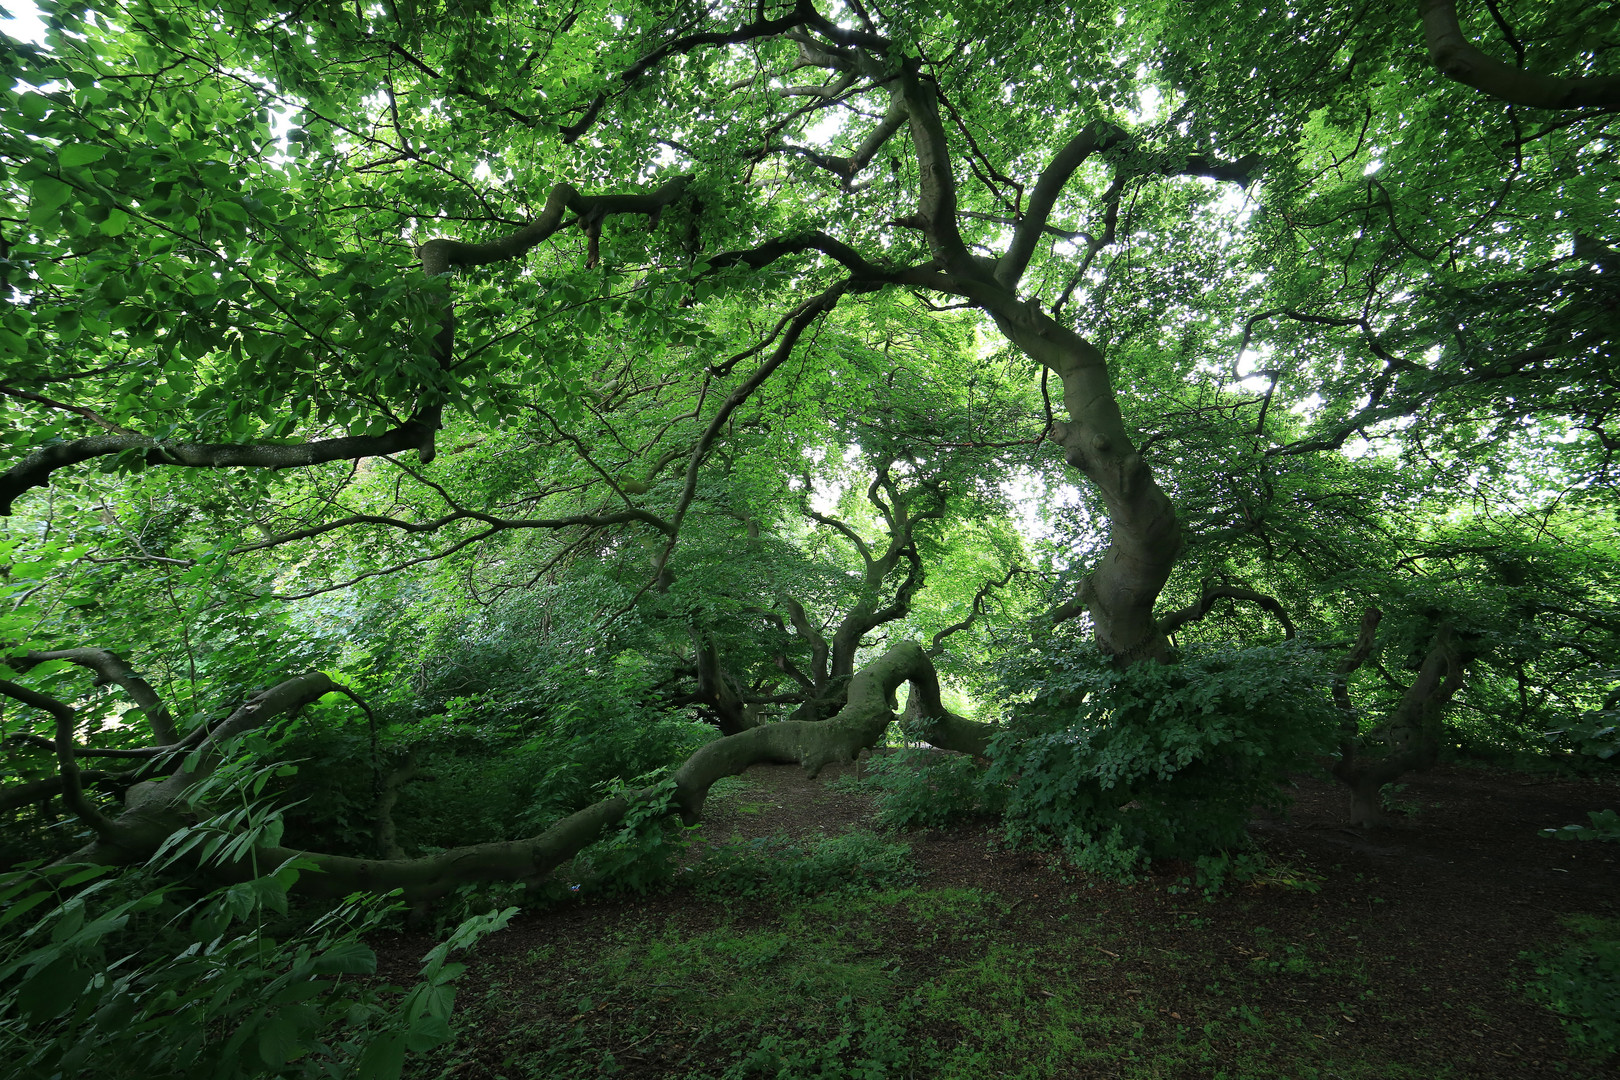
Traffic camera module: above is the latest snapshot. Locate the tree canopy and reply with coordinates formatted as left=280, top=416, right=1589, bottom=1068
left=1, top=0, right=1617, bottom=895
left=2, top=0, right=1618, bottom=1071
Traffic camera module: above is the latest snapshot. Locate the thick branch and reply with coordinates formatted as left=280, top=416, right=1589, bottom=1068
left=807, top=508, right=875, bottom=569
left=1336, top=607, right=1385, bottom=714
left=690, top=629, right=762, bottom=736
left=374, top=751, right=420, bottom=861
left=17, top=648, right=177, bottom=743
left=0, top=771, right=114, bottom=816
left=708, top=230, right=893, bottom=280
left=414, top=176, right=691, bottom=274
left=771, top=88, right=907, bottom=188
left=898, top=65, right=975, bottom=276
left=232, top=641, right=931, bottom=901
left=996, top=123, right=1124, bottom=290
left=0, top=679, right=119, bottom=839
left=54, top=671, right=355, bottom=866
left=1157, top=584, right=1298, bottom=641
left=1328, top=610, right=1482, bottom=826
left=0, top=423, right=436, bottom=516
left=784, top=597, right=832, bottom=690
left=898, top=674, right=998, bottom=757
left=1420, top=0, right=1620, bottom=108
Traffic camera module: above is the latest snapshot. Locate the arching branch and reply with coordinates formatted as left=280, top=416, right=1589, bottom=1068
left=55, top=642, right=943, bottom=901
left=1419, top=0, right=1620, bottom=109
left=1158, top=584, right=1298, bottom=641
left=0, top=424, right=436, bottom=516
left=898, top=672, right=999, bottom=757
left=15, top=648, right=177, bottom=744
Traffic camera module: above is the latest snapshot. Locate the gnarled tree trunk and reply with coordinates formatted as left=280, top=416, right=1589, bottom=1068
left=12, top=640, right=964, bottom=903
left=1333, top=613, right=1478, bottom=827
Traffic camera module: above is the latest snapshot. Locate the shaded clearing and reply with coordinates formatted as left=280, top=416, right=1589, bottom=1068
left=374, top=761, right=1617, bottom=1078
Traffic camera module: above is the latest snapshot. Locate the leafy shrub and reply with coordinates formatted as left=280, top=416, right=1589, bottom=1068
left=1545, top=671, right=1619, bottom=761
left=1542, top=684, right=1618, bottom=841
left=692, top=830, right=922, bottom=900
left=274, top=688, right=714, bottom=856
left=856, top=748, right=1003, bottom=830
left=1544, top=809, right=1620, bottom=844
left=987, top=640, right=1340, bottom=873
left=1524, top=915, right=1620, bottom=1057
left=0, top=859, right=513, bottom=1080
left=0, top=744, right=514, bottom=1080
left=570, top=779, right=690, bottom=896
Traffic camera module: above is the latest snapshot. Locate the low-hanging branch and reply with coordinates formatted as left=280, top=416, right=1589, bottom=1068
left=34, top=640, right=964, bottom=903
left=0, top=770, right=115, bottom=817
left=0, top=173, right=698, bottom=516
left=233, top=499, right=675, bottom=555
left=0, top=679, right=121, bottom=843
left=0, top=423, right=437, bottom=517
left=54, top=670, right=368, bottom=866
left=928, top=565, right=1024, bottom=655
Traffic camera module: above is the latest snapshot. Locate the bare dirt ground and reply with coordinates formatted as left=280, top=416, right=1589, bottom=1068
left=376, top=760, right=1620, bottom=1079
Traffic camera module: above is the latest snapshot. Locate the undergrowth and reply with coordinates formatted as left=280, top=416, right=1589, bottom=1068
left=1524, top=915, right=1620, bottom=1058
left=690, top=829, right=923, bottom=900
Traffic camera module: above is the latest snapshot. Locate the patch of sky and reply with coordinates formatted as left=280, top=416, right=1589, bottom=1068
left=1, top=0, right=46, bottom=44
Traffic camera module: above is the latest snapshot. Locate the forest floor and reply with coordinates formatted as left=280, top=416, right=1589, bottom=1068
left=377, top=758, right=1620, bottom=1080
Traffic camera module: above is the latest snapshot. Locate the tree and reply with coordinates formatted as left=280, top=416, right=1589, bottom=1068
left=1, top=0, right=1616, bottom=899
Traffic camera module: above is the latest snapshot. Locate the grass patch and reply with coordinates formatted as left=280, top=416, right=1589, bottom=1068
left=438, top=876, right=1483, bottom=1080
left=689, top=829, right=923, bottom=901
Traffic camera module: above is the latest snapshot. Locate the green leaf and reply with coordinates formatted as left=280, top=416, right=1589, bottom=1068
left=28, top=177, right=74, bottom=224
left=353, top=1031, right=407, bottom=1080
left=93, top=989, right=138, bottom=1032
left=58, top=143, right=109, bottom=167
left=18, top=960, right=92, bottom=1021
left=100, top=208, right=130, bottom=235
left=256, top=1009, right=311, bottom=1068
left=0, top=889, right=50, bottom=929
left=313, top=939, right=377, bottom=975
left=404, top=1012, right=453, bottom=1052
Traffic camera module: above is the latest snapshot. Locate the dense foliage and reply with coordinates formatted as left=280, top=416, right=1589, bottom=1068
left=1, top=0, right=1617, bottom=1071
left=986, top=640, right=1341, bottom=872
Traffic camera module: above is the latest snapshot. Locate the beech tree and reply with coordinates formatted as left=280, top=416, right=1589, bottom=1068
left=1, top=0, right=1617, bottom=888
